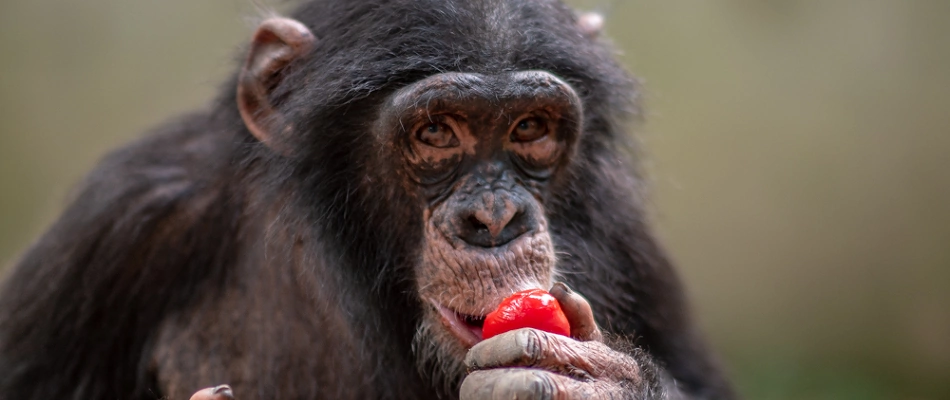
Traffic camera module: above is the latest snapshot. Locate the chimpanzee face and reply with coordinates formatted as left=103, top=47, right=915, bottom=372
left=374, top=70, right=583, bottom=377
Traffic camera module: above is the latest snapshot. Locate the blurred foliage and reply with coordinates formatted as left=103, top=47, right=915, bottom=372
left=1, top=0, right=948, bottom=398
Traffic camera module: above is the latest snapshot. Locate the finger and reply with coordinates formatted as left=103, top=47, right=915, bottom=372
left=549, top=282, right=603, bottom=342
left=189, top=385, right=234, bottom=400
left=466, top=328, right=607, bottom=379
left=460, top=368, right=609, bottom=400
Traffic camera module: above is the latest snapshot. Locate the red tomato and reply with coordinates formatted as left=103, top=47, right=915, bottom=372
left=482, top=288, right=571, bottom=340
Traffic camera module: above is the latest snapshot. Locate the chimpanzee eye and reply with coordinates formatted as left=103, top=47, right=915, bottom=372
left=510, top=117, right=548, bottom=142
left=416, top=122, right=459, bottom=148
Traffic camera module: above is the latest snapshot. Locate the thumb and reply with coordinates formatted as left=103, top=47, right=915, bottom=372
left=549, top=282, right=603, bottom=342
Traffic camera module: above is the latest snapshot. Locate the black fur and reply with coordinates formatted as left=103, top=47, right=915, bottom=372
left=0, top=0, right=735, bottom=399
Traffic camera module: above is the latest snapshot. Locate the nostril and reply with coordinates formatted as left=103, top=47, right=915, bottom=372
left=509, top=210, right=524, bottom=227
left=467, top=215, right=489, bottom=232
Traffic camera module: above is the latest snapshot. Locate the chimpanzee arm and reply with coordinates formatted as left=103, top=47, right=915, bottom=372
left=0, top=119, right=235, bottom=400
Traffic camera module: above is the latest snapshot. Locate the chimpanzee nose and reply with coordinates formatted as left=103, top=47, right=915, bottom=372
left=457, top=191, right=531, bottom=247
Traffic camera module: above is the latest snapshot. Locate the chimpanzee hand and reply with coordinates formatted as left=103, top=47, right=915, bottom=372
left=460, top=283, right=658, bottom=400
left=189, top=385, right=234, bottom=400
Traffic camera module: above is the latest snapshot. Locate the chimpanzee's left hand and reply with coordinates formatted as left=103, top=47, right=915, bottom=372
left=189, top=385, right=234, bottom=400
left=460, top=283, right=655, bottom=400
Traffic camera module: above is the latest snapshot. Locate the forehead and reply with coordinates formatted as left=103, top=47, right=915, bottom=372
left=289, top=0, right=620, bottom=121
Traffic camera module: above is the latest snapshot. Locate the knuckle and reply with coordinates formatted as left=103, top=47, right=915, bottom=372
left=521, top=370, right=559, bottom=400
left=514, top=328, right=546, bottom=363
left=460, top=371, right=495, bottom=400
left=500, top=369, right=561, bottom=400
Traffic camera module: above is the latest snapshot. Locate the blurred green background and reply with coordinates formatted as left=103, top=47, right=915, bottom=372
left=1, top=1, right=948, bottom=398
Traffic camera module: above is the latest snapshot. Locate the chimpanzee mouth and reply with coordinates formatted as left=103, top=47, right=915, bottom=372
left=433, top=303, right=485, bottom=348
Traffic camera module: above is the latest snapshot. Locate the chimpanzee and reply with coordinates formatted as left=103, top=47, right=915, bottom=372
left=0, top=0, right=735, bottom=399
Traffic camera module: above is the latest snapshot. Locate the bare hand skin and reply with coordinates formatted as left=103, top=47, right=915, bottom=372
left=549, top=282, right=602, bottom=342
left=460, top=283, right=650, bottom=400
left=189, top=385, right=234, bottom=400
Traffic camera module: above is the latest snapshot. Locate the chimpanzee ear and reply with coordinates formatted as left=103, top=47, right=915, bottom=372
left=237, top=17, right=316, bottom=151
left=577, top=12, right=604, bottom=39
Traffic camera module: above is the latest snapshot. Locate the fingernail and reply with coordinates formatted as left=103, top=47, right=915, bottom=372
left=213, top=385, right=234, bottom=400
left=552, top=281, right=573, bottom=294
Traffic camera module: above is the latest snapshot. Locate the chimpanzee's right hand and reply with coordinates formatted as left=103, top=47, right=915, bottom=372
left=459, top=283, right=660, bottom=400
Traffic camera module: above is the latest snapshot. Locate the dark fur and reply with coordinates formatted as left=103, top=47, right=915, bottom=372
left=0, top=0, right=735, bottom=399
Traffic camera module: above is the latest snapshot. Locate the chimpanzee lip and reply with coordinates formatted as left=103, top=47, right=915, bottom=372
left=433, top=302, right=485, bottom=348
